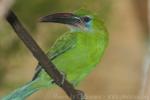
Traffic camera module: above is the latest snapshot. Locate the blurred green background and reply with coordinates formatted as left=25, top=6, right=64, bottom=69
left=0, top=0, right=148, bottom=100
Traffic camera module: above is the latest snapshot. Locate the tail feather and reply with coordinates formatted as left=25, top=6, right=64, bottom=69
left=2, top=78, right=53, bottom=100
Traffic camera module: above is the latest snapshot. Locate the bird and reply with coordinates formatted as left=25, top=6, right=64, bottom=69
left=2, top=9, right=108, bottom=100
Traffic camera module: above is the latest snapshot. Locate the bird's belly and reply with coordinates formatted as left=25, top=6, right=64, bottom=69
left=52, top=46, right=101, bottom=85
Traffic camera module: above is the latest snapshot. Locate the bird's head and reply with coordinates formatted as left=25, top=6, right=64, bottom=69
left=39, top=9, right=94, bottom=31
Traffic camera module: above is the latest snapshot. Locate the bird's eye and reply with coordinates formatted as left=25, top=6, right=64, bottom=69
left=82, top=16, right=92, bottom=23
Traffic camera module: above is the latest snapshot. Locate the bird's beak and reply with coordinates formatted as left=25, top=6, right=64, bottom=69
left=39, top=13, right=82, bottom=26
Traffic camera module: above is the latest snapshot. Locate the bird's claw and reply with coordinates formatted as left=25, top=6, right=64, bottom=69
left=51, top=71, right=66, bottom=86
left=60, top=71, right=66, bottom=85
left=73, top=90, right=85, bottom=100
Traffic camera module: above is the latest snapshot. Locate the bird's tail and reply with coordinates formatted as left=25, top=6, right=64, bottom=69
left=1, top=77, right=53, bottom=100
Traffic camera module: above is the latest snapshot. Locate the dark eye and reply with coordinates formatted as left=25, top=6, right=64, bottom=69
left=83, top=16, right=91, bottom=23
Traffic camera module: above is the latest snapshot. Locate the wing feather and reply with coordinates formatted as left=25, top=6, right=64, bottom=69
left=32, top=32, right=77, bottom=80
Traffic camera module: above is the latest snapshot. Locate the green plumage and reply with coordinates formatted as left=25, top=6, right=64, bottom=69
left=2, top=9, right=108, bottom=100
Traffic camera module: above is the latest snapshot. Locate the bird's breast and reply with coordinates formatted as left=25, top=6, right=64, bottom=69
left=51, top=32, right=107, bottom=84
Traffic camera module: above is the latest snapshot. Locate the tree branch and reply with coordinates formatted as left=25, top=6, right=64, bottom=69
left=5, top=10, right=84, bottom=100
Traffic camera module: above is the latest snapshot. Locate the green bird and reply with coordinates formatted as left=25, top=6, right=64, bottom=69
left=2, top=9, right=108, bottom=100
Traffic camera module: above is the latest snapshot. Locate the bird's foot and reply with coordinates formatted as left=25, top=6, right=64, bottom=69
left=52, top=71, right=66, bottom=86
left=73, top=90, right=85, bottom=100
left=60, top=71, right=66, bottom=85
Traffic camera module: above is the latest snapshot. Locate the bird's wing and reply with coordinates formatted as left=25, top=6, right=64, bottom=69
left=47, top=32, right=77, bottom=60
left=32, top=32, right=77, bottom=80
